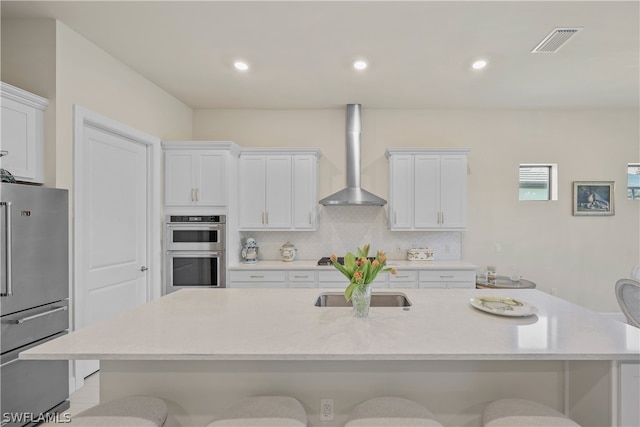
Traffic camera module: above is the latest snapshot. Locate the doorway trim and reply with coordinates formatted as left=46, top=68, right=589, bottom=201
left=72, top=105, right=162, bottom=390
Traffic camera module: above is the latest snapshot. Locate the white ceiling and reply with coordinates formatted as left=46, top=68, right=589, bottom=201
left=2, top=1, right=639, bottom=109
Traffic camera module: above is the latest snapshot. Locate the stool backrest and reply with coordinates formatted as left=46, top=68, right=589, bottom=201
left=615, top=278, right=640, bottom=328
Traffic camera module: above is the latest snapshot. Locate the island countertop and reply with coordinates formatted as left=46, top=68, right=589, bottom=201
left=20, top=288, right=639, bottom=362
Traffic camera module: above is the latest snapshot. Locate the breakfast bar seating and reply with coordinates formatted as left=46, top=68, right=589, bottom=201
left=345, top=397, right=444, bottom=426
left=71, top=396, right=167, bottom=427
left=481, top=398, right=581, bottom=426
left=206, top=396, right=307, bottom=427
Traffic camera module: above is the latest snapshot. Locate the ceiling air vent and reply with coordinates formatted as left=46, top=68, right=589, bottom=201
left=531, top=28, right=582, bottom=53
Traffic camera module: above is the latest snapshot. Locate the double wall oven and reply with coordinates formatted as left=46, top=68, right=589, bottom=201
left=165, top=215, right=226, bottom=294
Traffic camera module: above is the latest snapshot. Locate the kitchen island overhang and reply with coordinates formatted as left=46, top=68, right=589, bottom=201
left=19, top=289, right=640, bottom=427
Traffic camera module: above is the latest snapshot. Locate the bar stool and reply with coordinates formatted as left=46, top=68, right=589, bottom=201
left=345, top=397, right=444, bottom=426
left=482, top=398, right=581, bottom=426
left=207, top=396, right=307, bottom=426
left=72, top=396, right=167, bottom=426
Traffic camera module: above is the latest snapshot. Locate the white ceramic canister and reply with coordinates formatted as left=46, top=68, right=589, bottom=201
left=279, top=241, right=297, bottom=262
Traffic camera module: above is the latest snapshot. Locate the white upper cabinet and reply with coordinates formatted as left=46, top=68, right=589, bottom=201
left=292, top=154, right=319, bottom=230
left=238, top=149, right=321, bottom=231
left=0, top=82, right=49, bottom=184
left=163, top=141, right=240, bottom=207
left=386, top=148, right=469, bottom=231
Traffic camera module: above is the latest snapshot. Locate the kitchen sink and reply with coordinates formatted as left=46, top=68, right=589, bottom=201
left=314, top=292, right=412, bottom=307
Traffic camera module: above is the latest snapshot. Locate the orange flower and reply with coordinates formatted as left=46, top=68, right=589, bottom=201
left=390, top=268, right=398, bottom=275
left=379, top=254, right=388, bottom=263
left=330, top=254, right=337, bottom=261
left=354, top=271, right=363, bottom=280
left=372, top=260, right=380, bottom=268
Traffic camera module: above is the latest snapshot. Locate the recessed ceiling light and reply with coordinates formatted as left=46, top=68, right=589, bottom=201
left=234, top=61, right=249, bottom=71
left=472, top=59, right=488, bottom=70
left=353, top=60, right=368, bottom=71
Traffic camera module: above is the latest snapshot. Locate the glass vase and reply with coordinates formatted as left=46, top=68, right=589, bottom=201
left=351, top=284, right=372, bottom=318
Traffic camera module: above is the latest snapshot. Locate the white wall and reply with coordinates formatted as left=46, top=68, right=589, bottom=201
left=55, top=21, right=192, bottom=190
left=1, top=19, right=194, bottom=189
left=1, top=19, right=58, bottom=185
left=194, top=108, right=640, bottom=312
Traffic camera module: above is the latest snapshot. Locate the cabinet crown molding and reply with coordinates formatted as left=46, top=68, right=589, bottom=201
left=240, top=148, right=322, bottom=158
left=385, top=148, right=470, bottom=158
left=162, top=141, right=241, bottom=155
left=0, top=82, right=49, bottom=110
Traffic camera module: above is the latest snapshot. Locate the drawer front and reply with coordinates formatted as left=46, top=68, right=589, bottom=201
left=318, top=270, right=346, bottom=282
left=318, top=282, right=346, bottom=289
left=389, top=282, right=418, bottom=289
left=418, top=282, right=446, bottom=289
left=1, top=332, right=69, bottom=427
left=287, top=271, right=315, bottom=282
left=229, top=270, right=286, bottom=282
left=389, top=270, right=418, bottom=282
left=289, top=282, right=317, bottom=289
left=1, top=300, right=69, bottom=354
left=446, top=282, right=475, bottom=289
left=419, top=270, right=475, bottom=282
left=230, top=282, right=288, bottom=289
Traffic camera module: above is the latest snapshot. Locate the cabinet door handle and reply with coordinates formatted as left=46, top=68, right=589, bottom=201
left=440, top=275, right=454, bottom=279
left=191, top=188, right=195, bottom=202
left=195, top=188, right=199, bottom=202
left=309, top=212, right=312, bottom=225
left=294, top=275, right=310, bottom=279
left=250, top=275, right=264, bottom=279
left=395, top=275, right=410, bottom=278
left=441, top=211, right=444, bottom=224
left=1, top=202, right=12, bottom=297
left=261, top=212, right=265, bottom=224
left=394, top=211, right=397, bottom=225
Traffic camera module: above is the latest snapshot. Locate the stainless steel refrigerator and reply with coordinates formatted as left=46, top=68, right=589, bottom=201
left=1, top=184, right=70, bottom=427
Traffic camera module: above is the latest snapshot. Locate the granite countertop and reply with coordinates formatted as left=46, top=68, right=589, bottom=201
left=20, top=288, right=640, bottom=362
left=228, top=260, right=478, bottom=270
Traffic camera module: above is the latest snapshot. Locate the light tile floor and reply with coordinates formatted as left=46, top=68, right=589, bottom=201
left=67, top=371, right=100, bottom=416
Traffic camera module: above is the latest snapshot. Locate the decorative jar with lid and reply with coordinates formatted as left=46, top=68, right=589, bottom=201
left=279, top=241, right=297, bottom=262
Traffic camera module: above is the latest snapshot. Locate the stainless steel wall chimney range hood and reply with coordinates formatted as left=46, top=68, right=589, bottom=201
left=319, top=104, right=387, bottom=206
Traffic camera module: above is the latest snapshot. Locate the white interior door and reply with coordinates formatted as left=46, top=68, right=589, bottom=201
left=73, top=107, right=161, bottom=386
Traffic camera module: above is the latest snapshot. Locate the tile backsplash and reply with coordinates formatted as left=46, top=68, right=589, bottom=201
left=239, top=206, right=461, bottom=261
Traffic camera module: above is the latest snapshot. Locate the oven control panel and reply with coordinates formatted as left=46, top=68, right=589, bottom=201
left=168, top=215, right=225, bottom=223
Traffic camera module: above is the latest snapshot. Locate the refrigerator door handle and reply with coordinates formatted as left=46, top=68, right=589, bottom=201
left=0, top=201, right=11, bottom=297
left=6, top=306, right=68, bottom=324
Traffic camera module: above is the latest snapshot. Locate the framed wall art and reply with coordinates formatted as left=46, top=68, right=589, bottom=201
left=573, top=181, right=614, bottom=216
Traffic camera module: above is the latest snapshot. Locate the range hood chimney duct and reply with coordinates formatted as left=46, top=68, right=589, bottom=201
left=319, top=104, right=387, bottom=206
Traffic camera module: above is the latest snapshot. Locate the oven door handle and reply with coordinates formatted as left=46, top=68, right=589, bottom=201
left=166, top=224, right=222, bottom=230
left=166, top=251, right=223, bottom=256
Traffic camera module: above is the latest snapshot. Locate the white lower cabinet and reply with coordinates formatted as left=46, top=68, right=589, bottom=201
left=418, top=270, right=475, bottom=289
left=288, top=270, right=317, bottom=288
left=317, top=270, right=348, bottom=289
left=228, top=267, right=474, bottom=289
left=228, top=270, right=287, bottom=288
left=388, top=270, right=418, bottom=289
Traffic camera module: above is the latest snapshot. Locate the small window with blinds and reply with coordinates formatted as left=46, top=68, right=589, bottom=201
left=628, top=163, right=640, bottom=200
left=519, top=164, right=558, bottom=201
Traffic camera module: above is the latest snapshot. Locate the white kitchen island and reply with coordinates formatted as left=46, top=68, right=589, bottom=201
left=21, top=288, right=640, bottom=427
